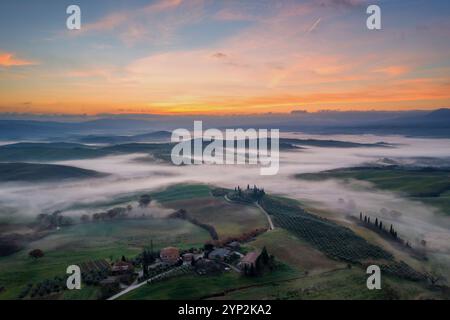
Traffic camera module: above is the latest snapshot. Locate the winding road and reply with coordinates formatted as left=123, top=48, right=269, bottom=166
left=254, top=201, right=275, bottom=231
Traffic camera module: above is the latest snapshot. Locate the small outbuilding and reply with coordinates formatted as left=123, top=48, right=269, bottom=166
left=182, top=253, right=195, bottom=262
left=111, top=261, right=134, bottom=274
left=208, top=248, right=231, bottom=261
left=160, top=247, right=180, bottom=265
left=226, top=241, right=241, bottom=250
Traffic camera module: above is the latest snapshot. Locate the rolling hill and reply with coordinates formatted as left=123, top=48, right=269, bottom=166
left=77, top=131, right=172, bottom=144
left=0, top=137, right=392, bottom=163
left=0, top=142, right=174, bottom=162
left=296, top=166, right=450, bottom=214
left=0, top=163, right=107, bottom=182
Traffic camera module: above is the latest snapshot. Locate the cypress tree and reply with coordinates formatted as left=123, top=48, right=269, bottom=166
left=261, top=247, right=270, bottom=265
left=250, top=264, right=255, bottom=276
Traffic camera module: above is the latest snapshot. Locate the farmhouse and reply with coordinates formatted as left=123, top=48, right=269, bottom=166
left=208, top=248, right=231, bottom=261
left=238, top=250, right=261, bottom=269
left=160, top=246, right=180, bottom=264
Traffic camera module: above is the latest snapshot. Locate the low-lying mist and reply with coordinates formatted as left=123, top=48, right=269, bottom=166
left=1, top=133, right=450, bottom=256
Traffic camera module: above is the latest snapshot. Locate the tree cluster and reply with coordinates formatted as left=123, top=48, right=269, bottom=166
left=36, top=211, right=73, bottom=230
left=29, top=249, right=44, bottom=260
left=231, top=185, right=266, bottom=202
left=91, top=206, right=131, bottom=221
left=138, top=194, right=152, bottom=208
left=360, top=212, right=398, bottom=239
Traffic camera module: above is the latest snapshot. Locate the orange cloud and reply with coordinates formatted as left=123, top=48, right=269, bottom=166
left=373, top=65, right=411, bottom=76
left=67, top=68, right=114, bottom=78
left=0, top=52, right=35, bottom=67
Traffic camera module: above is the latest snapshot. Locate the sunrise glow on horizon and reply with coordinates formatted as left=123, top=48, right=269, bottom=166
left=1, top=0, right=450, bottom=115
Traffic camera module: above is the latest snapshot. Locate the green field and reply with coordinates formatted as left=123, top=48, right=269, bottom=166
left=245, top=229, right=344, bottom=274
left=127, top=183, right=269, bottom=239
left=165, top=197, right=268, bottom=239
left=66, top=184, right=212, bottom=212
left=28, top=219, right=210, bottom=251
left=0, top=218, right=210, bottom=300
left=120, top=258, right=438, bottom=300
left=297, top=166, right=450, bottom=214
left=213, top=267, right=438, bottom=300
left=1, top=182, right=445, bottom=300
left=120, top=264, right=300, bottom=300
left=0, top=183, right=268, bottom=300
left=151, top=184, right=212, bottom=203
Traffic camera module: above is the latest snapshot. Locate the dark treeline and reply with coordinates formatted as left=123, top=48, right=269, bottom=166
left=81, top=194, right=152, bottom=223
left=169, top=209, right=219, bottom=240
left=36, top=211, right=74, bottom=230
left=359, top=212, right=411, bottom=247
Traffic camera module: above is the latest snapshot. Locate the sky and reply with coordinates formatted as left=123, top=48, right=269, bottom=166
left=0, top=0, right=449, bottom=115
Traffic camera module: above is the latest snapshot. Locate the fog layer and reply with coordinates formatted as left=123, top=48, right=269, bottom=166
left=1, top=133, right=450, bottom=255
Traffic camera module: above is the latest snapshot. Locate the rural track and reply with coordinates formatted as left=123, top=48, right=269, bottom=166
left=107, top=265, right=186, bottom=300
left=254, top=201, right=275, bottom=231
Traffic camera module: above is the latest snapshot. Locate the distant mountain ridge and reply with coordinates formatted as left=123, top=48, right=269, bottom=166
left=425, top=108, right=450, bottom=120
left=78, top=131, right=172, bottom=144
left=0, top=109, right=449, bottom=139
